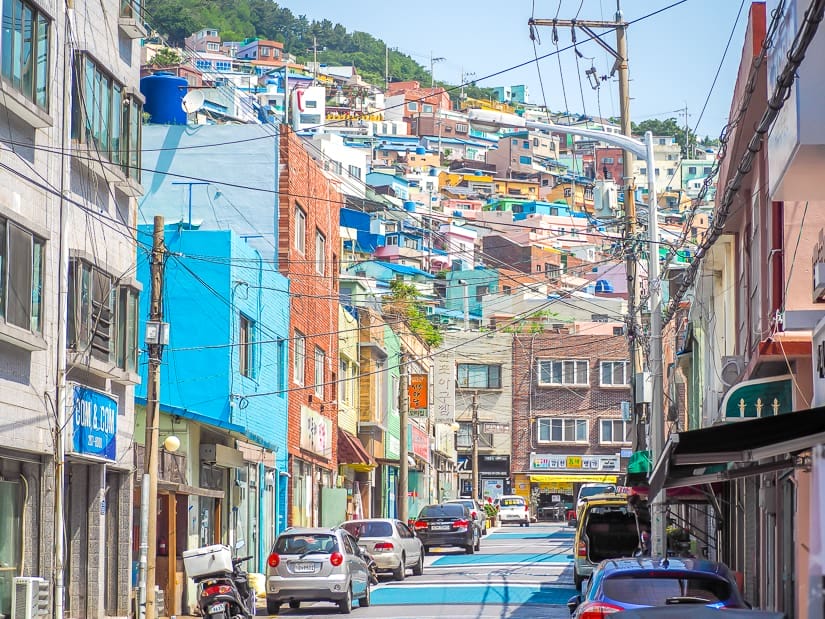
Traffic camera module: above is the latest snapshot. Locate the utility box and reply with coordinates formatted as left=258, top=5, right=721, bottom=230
left=635, top=372, right=652, bottom=404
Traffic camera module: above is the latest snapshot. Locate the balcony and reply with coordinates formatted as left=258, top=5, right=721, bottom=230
left=119, top=0, right=147, bottom=39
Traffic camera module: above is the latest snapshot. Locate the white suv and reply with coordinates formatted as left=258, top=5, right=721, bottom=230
left=495, top=495, right=530, bottom=527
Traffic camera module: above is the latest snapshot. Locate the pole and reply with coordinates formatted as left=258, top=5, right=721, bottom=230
left=398, top=355, right=409, bottom=523
left=645, top=131, right=666, bottom=557
left=143, top=216, right=165, bottom=619
left=385, top=44, right=389, bottom=91
left=137, top=474, right=150, bottom=619
left=471, top=392, right=479, bottom=500
left=284, top=66, right=289, bottom=126
left=462, top=281, right=469, bottom=331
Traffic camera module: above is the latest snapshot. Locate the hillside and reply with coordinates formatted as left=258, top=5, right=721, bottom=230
left=145, top=0, right=493, bottom=102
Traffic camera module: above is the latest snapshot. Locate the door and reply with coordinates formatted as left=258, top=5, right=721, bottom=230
left=343, top=534, right=367, bottom=596
left=396, top=521, right=419, bottom=564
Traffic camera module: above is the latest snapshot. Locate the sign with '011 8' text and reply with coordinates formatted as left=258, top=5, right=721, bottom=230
left=70, top=385, right=118, bottom=461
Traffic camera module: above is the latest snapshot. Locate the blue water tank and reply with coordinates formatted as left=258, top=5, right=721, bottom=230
left=474, top=170, right=484, bottom=176
left=403, top=201, right=417, bottom=212
left=595, top=279, right=615, bottom=293
left=429, top=167, right=438, bottom=176
left=415, top=146, right=426, bottom=155
left=140, top=72, right=187, bottom=125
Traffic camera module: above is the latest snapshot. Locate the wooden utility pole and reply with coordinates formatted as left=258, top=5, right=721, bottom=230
left=529, top=1, right=643, bottom=447
left=143, top=216, right=165, bottom=619
left=398, top=355, right=409, bottom=523
left=471, top=392, right=479, bottom=500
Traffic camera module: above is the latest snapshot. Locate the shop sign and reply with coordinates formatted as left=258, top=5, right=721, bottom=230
left=481, top=422, right=509, bottom=434
left=530, top=453, right=620, bottom=472
left=720, top=375, right=793, bottom=420
left=409, top=374, right=429, bottom=417
left=408, top=422, right=429, bottom=461
left=68, top=385, right=118, bottom=461
left=433, top=423, right=455, bottom=457
left=300, top=406, right=332, bottom=458
left=479, top=454, right=510, bottom=477
left=433, top=355, right=455, bottom=423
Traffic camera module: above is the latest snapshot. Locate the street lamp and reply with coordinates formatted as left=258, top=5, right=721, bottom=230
left=467, top=108, right=666, bottom=556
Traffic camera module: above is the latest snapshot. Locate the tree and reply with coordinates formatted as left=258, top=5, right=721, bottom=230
left=151, top=47, right=183, bottom=67
left=632, top=117, right=698, bottom=158
left=382, top=280, right=442, bottom=347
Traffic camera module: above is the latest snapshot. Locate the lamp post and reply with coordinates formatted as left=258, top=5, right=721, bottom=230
left=467, top=109, right=665, bottom=556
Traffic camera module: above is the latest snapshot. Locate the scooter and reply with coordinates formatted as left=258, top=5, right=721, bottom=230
left=193, top=554, right=256, bottom=619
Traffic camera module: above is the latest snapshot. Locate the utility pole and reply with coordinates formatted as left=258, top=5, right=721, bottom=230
left=429, top=52, right=445, bottom=88
left=141, top=216, right=166, bottom=619
left=529, top=1, right=644, bottom=449
left=398, top=355, right=409, bottom=523
left=385, top=44, right=389, bottom=91
left=471, top=392, right=479, bottom=500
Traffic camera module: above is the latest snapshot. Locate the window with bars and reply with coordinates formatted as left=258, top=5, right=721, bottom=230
left=537, top=359, right=589, bottom=386
left=600, top=361, right=628, bottom=386
left=537, top=418, right=588, bottom=443
left=600, top=418, right=630, bottom=444
left=456, top=364, right=501, bottom=389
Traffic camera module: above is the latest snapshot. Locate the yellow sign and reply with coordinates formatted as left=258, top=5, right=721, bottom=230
left=566, top=456, right=582, bottom=469
left=529, top=474, right=619, bottom=484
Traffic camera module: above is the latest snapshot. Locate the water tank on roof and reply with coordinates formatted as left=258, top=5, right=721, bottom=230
left=429, top=167, right=438, bottom=176
left=403, top=201, right=417, bottom=212
left=140, top=72, right=187, bottom=125
left=474, top=170, right=484, bottom=176
left=595, top=279, right=614, bottom=293
left=415, top=146, right=426, bottom=155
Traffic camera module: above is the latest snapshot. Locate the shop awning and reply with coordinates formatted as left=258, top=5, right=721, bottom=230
left=530, top=474, right=619, bottom=484
left=337, top=428, right=375, bottom=472
left=649, top=405, right=825, bottom=500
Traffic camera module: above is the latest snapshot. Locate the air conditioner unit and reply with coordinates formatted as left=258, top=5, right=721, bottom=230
left=12, top=577, right=49, bottom=619
left=720, top=356, right=745, bottom=389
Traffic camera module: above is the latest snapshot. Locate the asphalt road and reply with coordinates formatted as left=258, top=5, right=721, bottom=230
left=260, top=520, right=577, bottom=618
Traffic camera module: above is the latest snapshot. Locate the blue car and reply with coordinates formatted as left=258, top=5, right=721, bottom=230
left=568, top=557, right=749, bottom=617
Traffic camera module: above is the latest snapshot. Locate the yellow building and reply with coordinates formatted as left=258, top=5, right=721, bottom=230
left=544, top=182, right=594, bottom=213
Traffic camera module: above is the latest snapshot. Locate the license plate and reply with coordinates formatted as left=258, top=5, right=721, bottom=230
left=208, top=602, right=226, bottom=614
left=292, top=562, right=318, bottom=573
left=431, top=524, right=450, bottom=531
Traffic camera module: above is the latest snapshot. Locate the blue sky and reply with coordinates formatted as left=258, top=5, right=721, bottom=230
left=276, top=0, right=753, bottom=139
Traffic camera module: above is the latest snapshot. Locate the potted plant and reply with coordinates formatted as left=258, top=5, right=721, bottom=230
left=483, top=501, right=498, bottom=528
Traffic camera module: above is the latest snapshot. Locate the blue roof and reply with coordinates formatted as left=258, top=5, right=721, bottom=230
left=372, top=261, right=434, bottom=278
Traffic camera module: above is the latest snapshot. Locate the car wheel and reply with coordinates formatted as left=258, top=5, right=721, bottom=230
left=412, top=551, right=424, bottom=576
left=288, top=600, right=300, bottom=609
left=525, top=520, right=530, bottom=527
left=465, top=542, right=475, bottom=555
left=392, top=553, right=406, bottom=580
left=360, top=581, right=371, bottom=607
left=266, top=599, right=280, bottom=615
left=338, top=585, right=353, bottom=614
left=573, top=570, right=583, bottom=591
left=474, top=531, right=481, bottom=551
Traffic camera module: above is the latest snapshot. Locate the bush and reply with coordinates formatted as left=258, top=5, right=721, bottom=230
left=483, top=503, right=498, bottom=519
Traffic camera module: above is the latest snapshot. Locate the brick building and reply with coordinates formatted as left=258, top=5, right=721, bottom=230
left=279, top=128, right=342, bottom=526
left=511, top=333, right=631, bottom=510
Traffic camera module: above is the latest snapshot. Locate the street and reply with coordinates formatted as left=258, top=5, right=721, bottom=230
left=260, top=521, right=575, bottom=618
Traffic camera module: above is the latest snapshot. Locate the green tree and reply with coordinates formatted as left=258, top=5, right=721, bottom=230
left=151, top=47, right=183, bottom=67
left=632, top=117, right=698, bottom=157
left=382, top=280, right=442, bottom=347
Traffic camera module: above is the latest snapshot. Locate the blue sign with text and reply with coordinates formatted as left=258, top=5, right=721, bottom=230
left=72, top=386, right=118, bottom=461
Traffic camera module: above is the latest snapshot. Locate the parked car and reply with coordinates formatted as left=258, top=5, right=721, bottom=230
left=576, top=483, right=618, bottom=512
left=413, top=503, right=480, bottom=554
left=573, top=494, right=641, bottom=590
left=567, top=557, right=750, bottom=615
left=443, top=498, right=487, bottom=536
left=265, top=527, right=371, bottom=614
left=495, top=494, right=530, bottom=527
left=612, top=608, right=783, bottom=619
left=339, top=518, right=424, bottom=581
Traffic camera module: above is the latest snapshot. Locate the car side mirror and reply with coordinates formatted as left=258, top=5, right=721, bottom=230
left=566, top=594, right=582, bottom=614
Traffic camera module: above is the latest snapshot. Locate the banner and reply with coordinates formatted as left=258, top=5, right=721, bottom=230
left=433, top=356, right=455, bottom=424
left=409, top=374, right=429, bottom=416
left=69, top=385, right=118, bottom=461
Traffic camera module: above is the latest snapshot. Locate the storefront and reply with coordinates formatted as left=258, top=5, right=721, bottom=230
left=523, top=452, right=621, bottom=513
left=291, top=406, right=334, bottom=527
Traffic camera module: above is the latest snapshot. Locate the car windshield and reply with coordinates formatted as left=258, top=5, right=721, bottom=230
left=500, top=498, right=525, bottom=507
left=340, top=521, right=393, bottom=538
left=580, top=485, right=616, bottom=499
left=419, top=504, right=464, bottom=518
left=274, top=534, right=339, bottom=555
left=602, top=573, right=732, bottom=605
left=448, top=500, right=475, bottom=509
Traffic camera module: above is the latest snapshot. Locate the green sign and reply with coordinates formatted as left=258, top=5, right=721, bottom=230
left=722, top=376, right=793, bottom=419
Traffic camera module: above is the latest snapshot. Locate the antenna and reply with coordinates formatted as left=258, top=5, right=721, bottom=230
left=181, top=90, right=205, bottom=114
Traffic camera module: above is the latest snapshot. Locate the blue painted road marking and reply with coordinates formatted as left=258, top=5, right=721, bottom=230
left=432, top=552, right=571, bottom=565
left=486, top=530, right=574, bottom=540
left=371, top=584, right=578, bottom=606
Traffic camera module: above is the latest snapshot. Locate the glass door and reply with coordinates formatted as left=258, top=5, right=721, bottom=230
left=0, top=480, right=21, bottom=617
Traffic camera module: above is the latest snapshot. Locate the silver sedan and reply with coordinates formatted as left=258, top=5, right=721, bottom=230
left=340, top=518, right=424, bottom=581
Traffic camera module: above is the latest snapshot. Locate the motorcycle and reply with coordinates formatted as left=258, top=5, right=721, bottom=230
left=193, top=554, right=256, bottom=619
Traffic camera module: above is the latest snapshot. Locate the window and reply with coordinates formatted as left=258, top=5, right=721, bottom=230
left=260, top=47, right=270, bottom=56
left=533, top=138, right=539, bottom=147
left=0, top=218, right=44, bottom=333
left=315, top=230, right=325, bottom=275
left=422, top=104, right=433, bottom=113
left=71, top=54, right=142, bottom=180
left=563, top=187, right=572, bottom=197
left=456, top=422, right=493, bottom=449
left=519, top=155, right=532, bottom=165
left=1, top=0, right=49, bottom=109
left=206, top=42, right=219, bottom=51
left=457, top=364, right=501, bottom=389
left=584, top=188, right=594, bottom=200
left=475, top=284, right=489, bottom=302
left=347, top=164, right=361, bottom=180
left=655, top=168, right=660, bottom=176
left=666, top=168, right=675, bottom=176
left=600, top=360, right=628, bottom=386
left=658, top=138, right=666, bottom=145
left=407, top=102, right=418, bottom=111
left=293, top=330, right=305, bottom=385
left=523, top=141, right=530, bottom=148
left=640, top=167, right=647, bottom=175
left=385, top=235, right=398, bottom=246
left=455, top=123, right=468, bottom=133
left=314, top=346, right=324, bottom=398
left=600, top=419, right=630, bottom=444
left=688, top=166, right=697, bottom=174
left=339, top=359, right=349, bottom=404
left=537, top=418, right=588, bottom=443
left=277, top=338, right=286, bottom=394
left=215, top=61, right=231, bottom=72
left=194, top=59, right=211, bottom=71
left=602, top=157, right=614, bottom=164
left=403, top=238, right=417, bottom=249
left=703, top=166, right=712, bottom=175
left=239, top=314, right=254, bottom=378
left=67, top=259, right=138, bottom=369
left=294, top=205, right=306, bottom=253
left=537, top=359, right=589, bottom=386
left=502, top=285, right=512, bottom=295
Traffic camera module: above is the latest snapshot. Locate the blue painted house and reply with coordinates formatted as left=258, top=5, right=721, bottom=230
left=135, top=225, right=290, bottom=585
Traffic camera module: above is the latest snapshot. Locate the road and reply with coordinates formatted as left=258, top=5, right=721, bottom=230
left=261, top=521, right=576, bottom=618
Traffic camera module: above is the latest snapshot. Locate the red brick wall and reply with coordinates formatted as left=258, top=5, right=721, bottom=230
left=594, top=147, right=624, bottom=184
left=279, top=127, right=341, bottom=474
left=511, top=333, right=630, bottom=474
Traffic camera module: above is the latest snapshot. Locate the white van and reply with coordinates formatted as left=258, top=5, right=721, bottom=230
left=494, top=495, right=530, bottom=527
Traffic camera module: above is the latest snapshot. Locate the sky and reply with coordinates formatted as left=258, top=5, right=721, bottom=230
left=275, top=0, right=753, bottom=139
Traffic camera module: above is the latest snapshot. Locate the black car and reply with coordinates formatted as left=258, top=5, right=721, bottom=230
left=413, top=503, right=480, bottom=554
